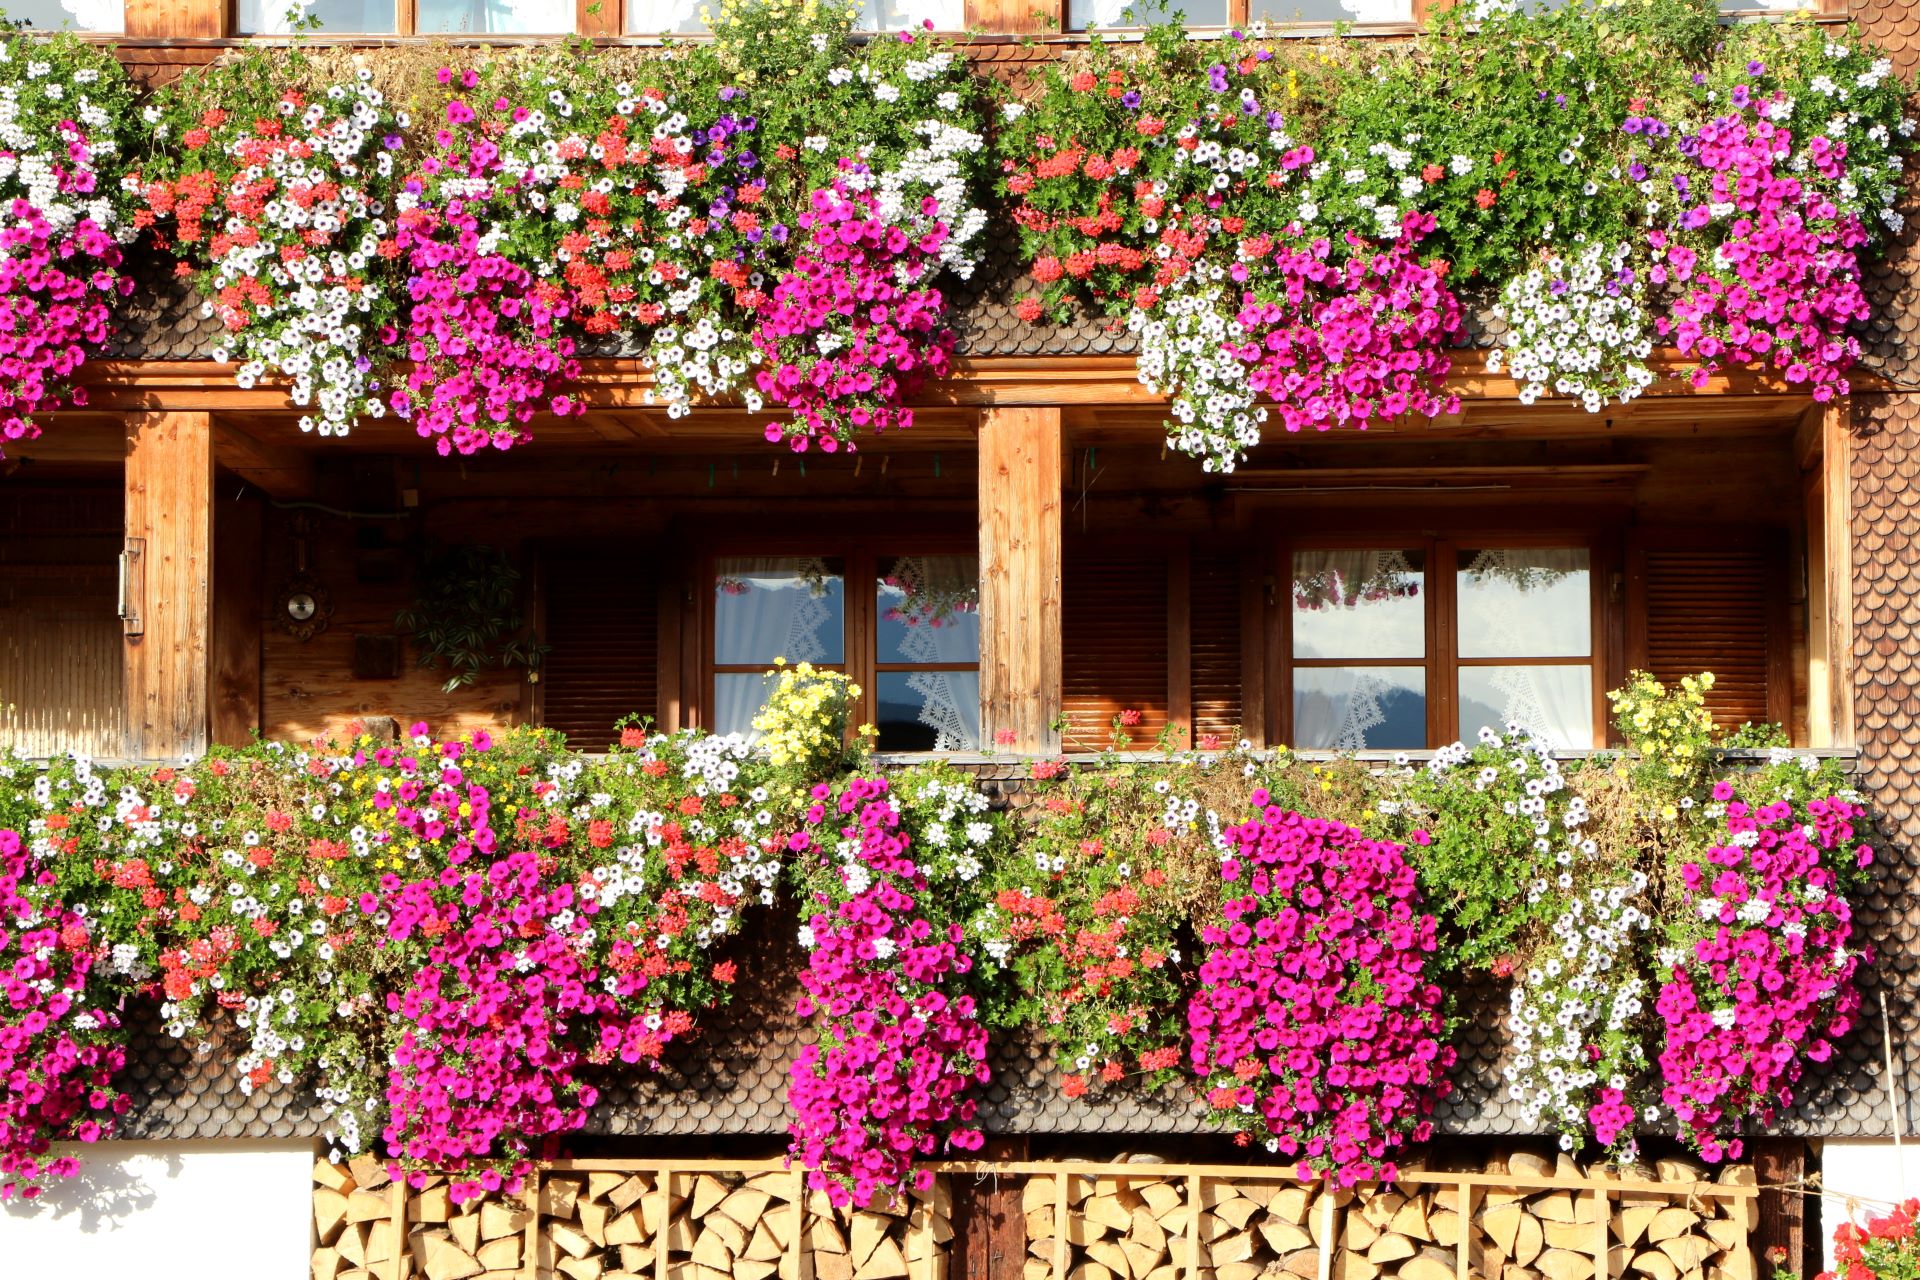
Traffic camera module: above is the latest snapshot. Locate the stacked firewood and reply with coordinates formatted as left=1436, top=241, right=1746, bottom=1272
left=1019, top=1154, right=1758, bottom=1280
left=310, top=1159, right=952, bottom=1280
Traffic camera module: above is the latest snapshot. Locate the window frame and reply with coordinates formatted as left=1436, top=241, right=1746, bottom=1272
left=1275, top=532, right=1609, bottom=750
left=699, top=537, right=981, bottom=750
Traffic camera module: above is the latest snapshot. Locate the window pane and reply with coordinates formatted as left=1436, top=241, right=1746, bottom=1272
left=876, top=670, right=980, bottom=752
left=238, top=0, right=393, bottom=29
left=1249, top=0, right=1410, bottom=22
left=1069, top=0, right=1229, bottom=29
left=877, top=555, right=979, bottom=664
left=852, top=0, right=961, bottom=27
left=627, top=0, right=706, bottom=30
left=714, top=557, right=844, bottom=666
left=6, top=0, right=121, bottom=28
left=712, top=672, right=774, bottom=739
left=1293, top=666, right=1425, bottom=751
left=1459, top=665, right=1593, bottom=749
left=417, top=0, right=571, bottom=33
left=1292, top=549, right=1424, bottom=660
left=1456, top=548, right=1589, bottom=659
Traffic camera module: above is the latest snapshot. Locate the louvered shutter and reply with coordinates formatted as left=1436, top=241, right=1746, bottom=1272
left=1630, top=533, right=1788, bottom=732
left=1190, top=553, right=1244, bottom=746
left=540, top=553, right=659, bottom=751
left=1062, top=548, right=1169, bottom=752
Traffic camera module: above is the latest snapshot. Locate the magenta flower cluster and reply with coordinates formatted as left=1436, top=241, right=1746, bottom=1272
left=1228, top=215, right=1463, bottom=434
left=752, top=180, right=955, bottom=454
left=0, top=203, right=123, bottom=455
left=1655, top=786, right=1870, bottom=1163
left=788, top=777, right=989, bottom=1207
left=1649, top=109, right=1870, bottom=402
left=1188, top=798, right=1453, bottom=1186
left=0, top=828, right=129, bottom=1200
left=390, top=129, right=585, bottom=457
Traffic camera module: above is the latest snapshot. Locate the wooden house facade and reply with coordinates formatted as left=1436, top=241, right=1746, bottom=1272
left=0, top=0, right=1918, bottom=1277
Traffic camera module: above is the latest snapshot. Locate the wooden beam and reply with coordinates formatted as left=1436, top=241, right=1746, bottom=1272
left=979, top=407, right=1063, bottom=753
left=1827, top=400, right=1856, bottom=748
left=122, top=0, right=225, bottom=40
left=210, top=492, right=262, bottom=747
left=214, top=419, right=317, bottom=500
left=125, top=412, right=214, bottom=760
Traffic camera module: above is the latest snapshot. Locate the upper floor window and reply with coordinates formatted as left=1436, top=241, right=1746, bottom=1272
left=1286, top=542, right=1596, bottom=750
left=240, top=0, right=572, bottom=34
left=1069, top=0, right=1409, bottom=30
left=627, top=0, right=959, bottom=34
left=7, top=0, right=121, bottom=30
left=709, top=551, right=980, bottom=752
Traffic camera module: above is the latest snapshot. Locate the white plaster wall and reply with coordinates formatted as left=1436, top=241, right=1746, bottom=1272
left=1820, top=1140, right=1920, bottom=1270
left=0, top=1139, right=313, bottom=1280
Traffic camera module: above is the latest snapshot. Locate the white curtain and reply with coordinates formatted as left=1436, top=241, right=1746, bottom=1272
left=415, top=0, right=570, bottom=33
left=1293, top=668, right=1397, bottom=751
left=237, top=0, right=393, bottom=31
left=1456, top=548, right=1592, bottom=747
left=712, top=557, right=839, bottom=739
left=626, top=0, right=703, bottom=31
left=1291, top=548, right=1422, bottom=661
left=884, top=555, right=980, bottom=751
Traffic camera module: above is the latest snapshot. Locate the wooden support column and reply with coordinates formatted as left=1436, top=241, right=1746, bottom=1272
left=952, top=1137, right=1029, bottom=1280
left=979, top=407, right=1063, bottom=753
left=1753, top=1139, right=1807, bottom=1279
left=1823, top=401, right=1856, bottom=747
left=125, top=412, right=215, bottom=760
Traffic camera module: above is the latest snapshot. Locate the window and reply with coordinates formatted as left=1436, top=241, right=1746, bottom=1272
left=626, top=0, right=958, bottom=33
left=1068, top=0, right=1408, bottom=30
left=239, top=0, right=573, bottom=35
left=8, top=0, right=121, bottom=29
left=708, top=551, right=980, bottom=752
left=1285, top=542, right=1597, bottom=750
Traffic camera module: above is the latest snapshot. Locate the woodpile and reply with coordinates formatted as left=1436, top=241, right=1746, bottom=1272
left=313, top=1159, right=950, bottom=1280
left=1016, top=1154, right=1758, bottom=1280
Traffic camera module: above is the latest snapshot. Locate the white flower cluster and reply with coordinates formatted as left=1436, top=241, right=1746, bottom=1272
left=913, top=775, right=995, bottom=883
left=1504, top=872, right=1650, bottom=1155
left=203, top=74, right=398, bottom=439
left=1488, top=241, right=1654, bottom=413
left=0, top=38, right=129, bottom=239
left=1129, top=267, right=1265, bottom=474
left=875, top=118, right=989, bottom=280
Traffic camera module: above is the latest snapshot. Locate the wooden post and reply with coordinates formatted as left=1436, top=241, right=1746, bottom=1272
left=953, top=1137, right=1028, bottom=1280
left=1824, top=401, right=1855, bottom=747
left=124, top=412, right=214, bottom=760
left=1753, top=1139, right=1806, bottom=1280
left=1053, top=1171, right=1070, bottom=1280
left=978, top=407, right=1063, bottom=753
left=1167, top=551, right=1191, bottom=748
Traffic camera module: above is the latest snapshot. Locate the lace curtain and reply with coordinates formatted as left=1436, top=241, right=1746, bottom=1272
left=12, top=0, right=123, bottom=29
left=1071, top=0, right=1405, bottom=27
left=713, top=557, right=840, bottom=738
left=1456, top=548, right=1592, bottom=748
left=883, top=555, right=981, bottom=751
left=625, top=0, right=705, bottom=30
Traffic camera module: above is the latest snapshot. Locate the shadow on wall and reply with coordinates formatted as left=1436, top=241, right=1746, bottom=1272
left=0, top=1145, right=176, bottom=1233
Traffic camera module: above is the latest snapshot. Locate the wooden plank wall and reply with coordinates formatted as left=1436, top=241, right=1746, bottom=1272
left=125, top=411, right=213, bottom=760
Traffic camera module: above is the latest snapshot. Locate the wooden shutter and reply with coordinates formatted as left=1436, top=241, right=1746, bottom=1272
left=0, top=485, right=123, bottom=757
left=1062, top=548, right=1168, bottom=752
left=539, top=553, right=659, bottom=750
left=1629, top=533, right=1789, bottom=732
left=1190, top=553, right=1243, bottom=746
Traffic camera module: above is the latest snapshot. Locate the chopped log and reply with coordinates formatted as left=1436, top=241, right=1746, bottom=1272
left=1268, top=1187, right=1314, bottom=1226
left=619, top=1244, right=656, bottom=1272
left=666, top=1213, right=697, bottom=1252
left=349, top=1155, right=391, bottom=1191
left=1516, top=1211, right=1546, bottom=1267
left=1656, top=1159, right=1705, bottom=1184
left=422, top=1235, right=483, bottom=1280
left=314, top=1247, right=344, bottom=1280
left=1215, top=1264, right=1264, bottom=1280
left=1025, top=1262, right=1052, bottom=1280
left=1345, top=1212, right=1381, bottom=1252
left=1717, top=1167, right=1756, bottom=1188
left=347, top=1190, right=393, bottom=1225
left=1367, top=1233, right=1417, bottom=1265
left=852, top=1212, right=889, bottom=1269
left=1483, top=1203, right=1527, bottom=1258
left=475, top=1238, right=520, bottom=1271
left=1509, top=1153, right=1555, bottom=1178
left=737, top=1261, right=779, bottom=1280
left=1087, top=1239, right=1133, bottom=1277
left=317, top=1188, right=352, bottom=1244
left=1090, top=1193, right=1143, bottom=1234
left=1358, top=1193, right=1406, bottom=1232
left=1428, top=1210, right=1462, bottom=1249
left=1141, top=1184, right=1186, bottom=1219
left=1333, top=1248, right=1380, bottom=1280
left=691, top=1175, right=732, bottom=1221
left=1401, top=1246, right=1457, bottom=1280
left=1633, top=1252, right=1681, bottom=1280
left=1026, top=1208, right=1058, bottom=1242
left=1719, top=1247, right=1756, bottom=1280
left=691, top=1226, right=734, bottom=1271
left=549, top=1221, right=596, bottom=1261
left=316, top=1161, right=357, bottom=1193
left=1278, top=1250, right=1321, bottom=1279
left=743, top=1222, right=783, bottom=1262
left=1537, top=1249, right=1591, bottom=1280
left=1067, top=1263, right=1114, bottom=1280
left=603, top=1213, right=646, bottom=1250
left=579, top=1200, right=610, bottom=1247
left=558, top=1257, right=605, bottom=1280
left=1545, top=1221, right=1598, bottom=1252
left=766, top=1202, right=798, bottom=1251
left=812, top=1216, right=850, bottom=1256
left=1389, top=1197, right=1430, bottom=1242
left=1210, top=1230, right=1257, bottom=1265
left=1556, top=1156, right=1583, bottom=1182
left=1660, top=1238, right=1717, bottom=1272
left=705, top=1211, right=749, bottom=1257
left=1618, top=1204, right=1663, bottom=1248
left=1532, top=1193, right=1580, bottom=1224
left=1121, top=1238, right=1165, bottom=1278
left=1216, top=1197, right=1262, bottom=1231
left=340, top=1224, right=369, bottom=1267
left=1648, top=1210, right=1700, bottom=1245
left=609, top=1177, right=651, bottom=1215
left=543, top=1179, right=584, bottom=1221
left=1203, top=1214, right=1239, bottom=1244
left=1259, top=1220, right=1313, bottom=1254
left=480, top=1203, right=530, bottom=1241
left=719, top=1188, right=774, bottom=1230
left=416, top=1185, right=450, bottom=1225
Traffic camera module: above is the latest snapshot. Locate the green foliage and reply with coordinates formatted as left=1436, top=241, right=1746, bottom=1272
left=395, top=544, right=548, bottom=692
